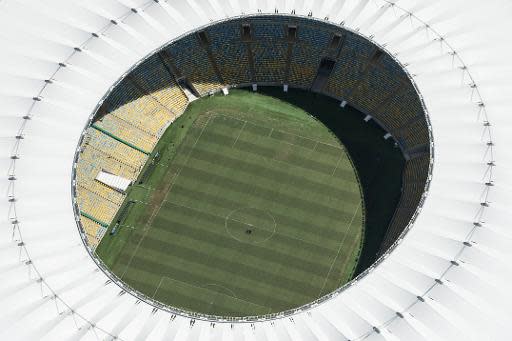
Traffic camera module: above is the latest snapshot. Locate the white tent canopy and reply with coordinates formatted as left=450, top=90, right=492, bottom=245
left=95, top=170, right=131, bottom=193
left=1, top=0, right=511, bottom=340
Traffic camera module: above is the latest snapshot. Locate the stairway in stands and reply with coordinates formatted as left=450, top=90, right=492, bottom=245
left=181, top=86, right=198, bottom=102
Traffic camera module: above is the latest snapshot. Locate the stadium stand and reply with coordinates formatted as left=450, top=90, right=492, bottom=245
left=86, top=128, right=148, bottom=167
left=348, top=65, right=402, bottom=114
left=346, top=33, right=375, bottom=59
left=76, top=119, right=153, bottom=248
left=93, top=114, right=158, bottom=153
left=75, top=159, right=125, bottom=206
left=288, top=24, right=332, bottom=88
left=288, top=43, right=322, bottom=88
left=250, top=19, right=288, bottom=83
left=78, top=144, right=139, bottom=182
left=104, top=81, right=175, bottom=137
left=207, top=22, right=252, bottom=85
left=379, top=53, right=404, bottom=75
left=324, top=49, right=366, bottom=98
left=165, top=35, right=222, bottom=95
left=400, top=120, right=430, bottom=150
left=75, top=15, right=431, bottom=254
left=130, top=55, right=188, bottom=114
left=79, top=215, right=108, bottom=250
left=75, top=51, right=193, bottom=249
left=76, top=186, right=119, bottom=224
left=379, top=154, right=430, bottom=253
left=252, top=40, right=288, bottom=83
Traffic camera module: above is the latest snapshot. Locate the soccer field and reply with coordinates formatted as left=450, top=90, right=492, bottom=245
left=97, top=89, right=365, bottom=317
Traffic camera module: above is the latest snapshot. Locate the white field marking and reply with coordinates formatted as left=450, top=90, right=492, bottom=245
left=212, top=113, right=348, bottom=179
left=224, top=208, right=277, bottom=244
left=208, top=289, right=220, bottom=309
left=214, top=112, right=342, bottom=149
left=152, top=276, right=166, bottom=298
left=163, top=114, right=212, bottom=200
left=226, top=121, right=346, bottom=174
left=164, top=199, right=339, bottom=252
left=317, top=202, right=361, bottom=298
left=119, top=171, right=179, bottom=280
left=268, top=127, right=274, bottom=137
left=331, top=153, right=344, bottom=176
left=154, top=276, right=269, bottom=312
left=145, top=187, right=151, bottom=202
left=120, top=116, right=212, bottom=279
left=232, top=120, right=247, bottom=148
left=337, top=228, right=363, bottom=280
left=134, top=184, right=155, bottom=191
left=119, top=224, right=135, bottom=230
left=213, top=111, right=250, bottom=125
left=308, top=140, right=319, bottom=158
left=227, top=216, right=334, bottom=250
left=202, top=283, right=238, bottom=298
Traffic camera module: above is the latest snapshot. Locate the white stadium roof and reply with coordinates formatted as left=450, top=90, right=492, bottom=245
left=1, top=0, right=512, bottom=340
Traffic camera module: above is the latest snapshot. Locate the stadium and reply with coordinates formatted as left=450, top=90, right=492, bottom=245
left=0, top=0, right=510, bottom=340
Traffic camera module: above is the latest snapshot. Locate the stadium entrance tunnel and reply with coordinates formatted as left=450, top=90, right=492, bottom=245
left=72, top=14, right=432, bottom=320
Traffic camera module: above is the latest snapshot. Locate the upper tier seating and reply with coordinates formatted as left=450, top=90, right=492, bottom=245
left=165, top=35, right=222, bottom=95
left=378, top=154, right=430, bottom=254
left=288, top=25, right=331, bottom=88
left=250, top=20, right=288, bottom=83
left=130, top=55, right=188, bottom=114
left=349, top=65, right=402, bottom=114
left=324, top=49, right=366, bottom=98
left=207, top=22, right=252, bottom=85
left=105, top=81, right=176, bottom=137
left=94, top=114, right=158, bottom=153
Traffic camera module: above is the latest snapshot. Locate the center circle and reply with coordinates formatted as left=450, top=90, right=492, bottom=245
left=225, top=207, right=277, bottom=244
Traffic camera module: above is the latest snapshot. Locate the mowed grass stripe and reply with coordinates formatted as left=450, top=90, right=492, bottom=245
left=128, top=224, right=338, bottom=289
left=134, top=226, right=343, bottom=295
left=118, top=245, right=320, bottom=306
left=191, top=127, right=348, bottom=176
left=183, top=127, right=356, bottom=182
left=168, top=173, right=358, bottom=224
left=202, top=122, right=349, bottom=173
left=166, top=184, right=358, bottom=243
left=212, top=115, right=336, bottom=151
left=179, top=147, right=359, bottom=202
left=178, top=144, right=359, bottom=198
left=156, top=277, right=271, bottom=316
left=209, top=115, right=347, bottom=157
left=183, top=145, right=359, bottom=202
left=151, top=210, right=344, bottom=275
left=269, top=129, right=318, bottom=149
left=98, top=89, right=366, bottom=317
left=167, top=183, right=356, bottom=245
left=172, top=128, right=359, bottom=219
left=121, top=266, right=293, bottom=314
left=164, top=199, right=349, bottom=251
left=213, top=117, right=345, bottom=163
left=156, top=202, right=342, bottom=257
left=121, top=270, right=270, bottom=316
left=174, top=163, right=359, bottom=219
left=157, top=200, right=346, bottom=255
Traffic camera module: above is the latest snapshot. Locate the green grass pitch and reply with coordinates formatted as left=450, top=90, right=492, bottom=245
left=96, top=88, right=369, bottom=317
